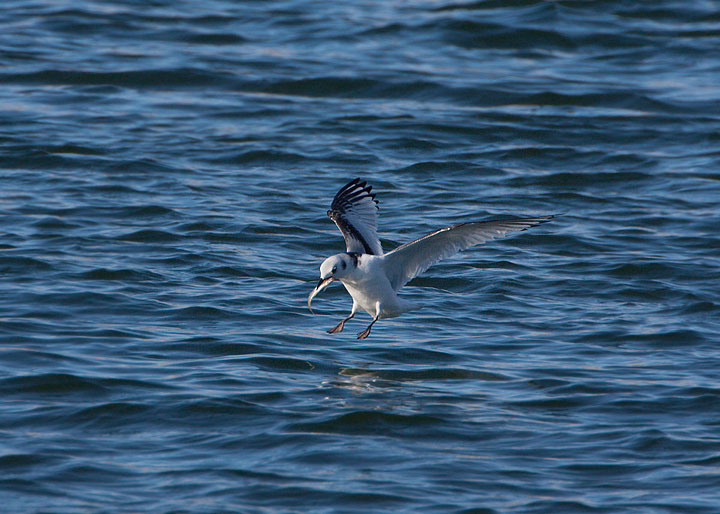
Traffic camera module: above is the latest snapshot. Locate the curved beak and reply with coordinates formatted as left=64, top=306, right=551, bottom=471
left=307, top=277, right=334, bottom=314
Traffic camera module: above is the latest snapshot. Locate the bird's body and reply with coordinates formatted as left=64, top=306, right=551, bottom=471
left=338, top=253, right=417, bottom=319
left=308, top=178, right=553, bottom=339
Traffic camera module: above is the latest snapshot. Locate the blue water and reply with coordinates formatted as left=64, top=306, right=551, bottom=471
left=2, top=1, right=720, bottom=512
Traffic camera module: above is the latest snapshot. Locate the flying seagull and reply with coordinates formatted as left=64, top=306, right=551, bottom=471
left=308, top=178, right=553, bottom=339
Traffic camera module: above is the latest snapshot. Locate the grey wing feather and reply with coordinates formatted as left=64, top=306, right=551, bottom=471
left=383, top=216, right=554, bottom=290
left=327, top=178, right=383, bottom=255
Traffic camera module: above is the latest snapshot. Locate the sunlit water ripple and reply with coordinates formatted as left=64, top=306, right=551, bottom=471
left=1, top=0, right=720, bottom=512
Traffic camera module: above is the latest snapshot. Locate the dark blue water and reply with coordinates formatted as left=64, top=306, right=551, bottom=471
left=2, top=1, right=720, bottom=512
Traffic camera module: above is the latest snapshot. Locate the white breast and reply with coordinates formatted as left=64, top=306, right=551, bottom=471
left=340, top=255, right=415, bottom=318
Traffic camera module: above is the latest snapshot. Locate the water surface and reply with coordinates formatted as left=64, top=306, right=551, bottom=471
left=2, top=0, right=720, bottom=512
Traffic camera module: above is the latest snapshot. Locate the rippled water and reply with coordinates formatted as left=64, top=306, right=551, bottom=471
left=2, top=1, right=720, bottom=512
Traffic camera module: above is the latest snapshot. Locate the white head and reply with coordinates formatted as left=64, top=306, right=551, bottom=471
left=308, top=253, right=357, bottom=313
left=319, top=253, right=355, bottom=281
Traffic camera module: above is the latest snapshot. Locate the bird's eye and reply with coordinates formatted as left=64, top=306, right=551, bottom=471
left=332, top=266, right=337, bottom=274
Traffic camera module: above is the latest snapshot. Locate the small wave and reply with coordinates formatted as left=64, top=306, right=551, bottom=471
left=340, top=367, right=510, bottom=382
left=31, top=216, right=83, bottom=230
left=0, top=256, right=52, bottom=273
left=169, top=339, right=263, bottom=357
left=246, top=356, right=317, bottom=372
left=78, top=268, right=162, bottom=281
left=182, top=33, right=248, bottom=45
left=0, top=453, right=63, bottom=470
left=0, top=373, right=173, bottom=397
left=72, top=402, right=153, bottom=428
left=288, top=410, right=445, bottom=435
left=1, top=68, right=232, bottom=88
left=608, top=262, right=680, bottom=279
left=208, top=149, right=310, bottom=165
left=0, top=373, right=107, bottom=396
left=509, top=170, right=653, bottom=188
left=438, top=19, right=575, bottom=50
left=117, top=205, right=176, bottom=218
left=117, top=229, right=182, bottom=242
left=680, top=301, right=719, bottom=315
left=162, top=306, right=237, bottom=321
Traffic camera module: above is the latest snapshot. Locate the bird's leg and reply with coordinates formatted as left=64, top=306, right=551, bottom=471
left=328, top=312, right=355, bottom=334
left=357, top=302, right=381, bottom=340
left=356, top=317, right=378, bottom=340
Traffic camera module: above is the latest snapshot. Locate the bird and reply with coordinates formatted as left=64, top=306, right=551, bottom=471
left=308, top=178, right=553, bottom=339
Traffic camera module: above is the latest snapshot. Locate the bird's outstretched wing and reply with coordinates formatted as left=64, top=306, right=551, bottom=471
left=383, top=216, right=553, bottom=290
left=327, top=178, right=383, bottom=255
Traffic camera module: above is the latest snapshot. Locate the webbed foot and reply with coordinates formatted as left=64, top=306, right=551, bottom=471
left=328, top=312, right=354, bottom=335
left=357, top=318, right=378, bottom=340
left=328, top=321, right=345, bottom=334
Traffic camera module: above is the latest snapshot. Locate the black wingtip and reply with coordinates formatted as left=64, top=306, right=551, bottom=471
left=332, top=178, right=380, bottom=208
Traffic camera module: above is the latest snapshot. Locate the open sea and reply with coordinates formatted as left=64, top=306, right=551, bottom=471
left=2, top=1, right=720, bottom=512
